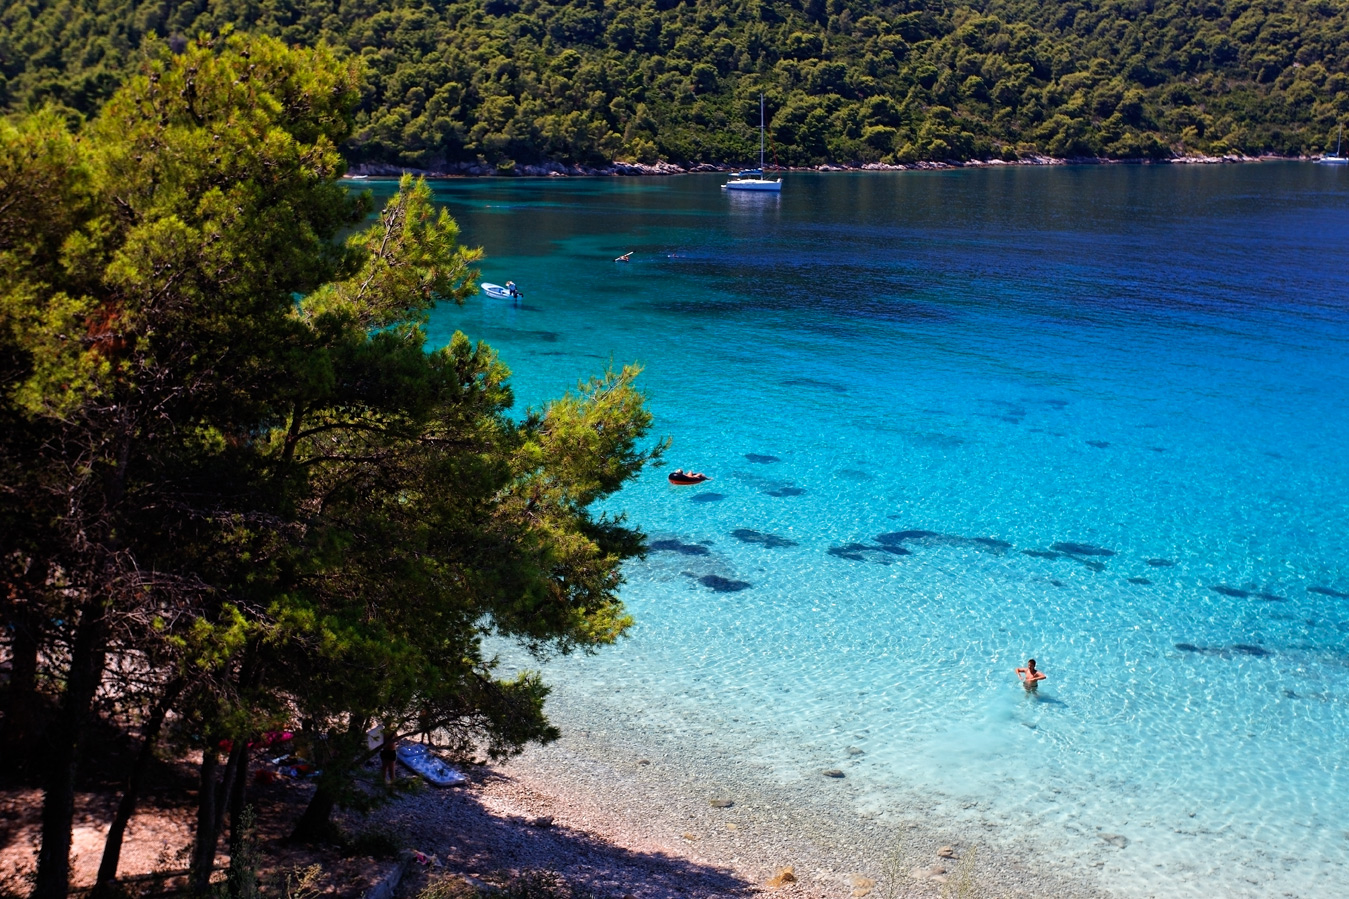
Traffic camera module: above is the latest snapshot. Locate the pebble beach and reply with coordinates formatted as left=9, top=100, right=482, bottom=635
left=380, top=700, right=1111, bottom=899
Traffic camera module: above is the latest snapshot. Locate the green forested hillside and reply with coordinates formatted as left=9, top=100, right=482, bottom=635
left=2, top=0, right=1348, bottom=168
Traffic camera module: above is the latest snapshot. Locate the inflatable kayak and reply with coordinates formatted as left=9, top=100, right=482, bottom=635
left=396, top=742, right=466, bottom=787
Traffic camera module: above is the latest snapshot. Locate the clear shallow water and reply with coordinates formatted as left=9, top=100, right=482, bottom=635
left=366, top=165, right=1349, bottom=897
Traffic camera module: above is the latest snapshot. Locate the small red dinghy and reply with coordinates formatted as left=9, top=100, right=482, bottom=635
left=668, top=470, right=711, bottom=485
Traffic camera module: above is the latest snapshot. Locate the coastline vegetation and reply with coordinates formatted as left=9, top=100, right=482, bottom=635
left=0, top=33, right=661, bottom=898
left=1, top=0, right=1347, bottom=168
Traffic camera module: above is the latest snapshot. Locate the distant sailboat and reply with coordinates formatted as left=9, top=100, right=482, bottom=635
left=724, top=95, right=782, bottom=192
left=1317, top=125, right=1347, bottom=164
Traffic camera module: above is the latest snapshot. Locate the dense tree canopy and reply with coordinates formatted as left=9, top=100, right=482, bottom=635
left=1, top=0, right=1347, bottom=168
left=1, top=32, right=661, bottom=898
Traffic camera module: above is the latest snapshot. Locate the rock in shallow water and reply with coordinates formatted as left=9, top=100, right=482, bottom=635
left=821, top=768, right=845, bottom=778
left=937, top=845, right=957, bottom=858
left=709, top=798, right=734, bottom=808
left=1100, top=833, right=1129, bottom=849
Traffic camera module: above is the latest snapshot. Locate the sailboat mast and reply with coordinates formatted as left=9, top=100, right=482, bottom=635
left=760, top=92, right=771, bottom=171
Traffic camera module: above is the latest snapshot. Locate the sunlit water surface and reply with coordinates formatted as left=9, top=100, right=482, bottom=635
left=363, top=164, right=1349, bottom=898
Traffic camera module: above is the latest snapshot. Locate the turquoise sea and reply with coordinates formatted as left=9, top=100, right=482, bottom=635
left=364, top=164, right=1349, bottom=898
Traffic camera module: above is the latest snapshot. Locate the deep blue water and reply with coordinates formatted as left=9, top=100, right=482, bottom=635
left=362, top=164, right=1349, bottom=897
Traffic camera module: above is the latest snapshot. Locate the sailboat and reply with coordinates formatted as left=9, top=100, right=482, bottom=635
left=724, top=94, right=782, bottom=192
left=1317, top=125, right=1347, bottom=164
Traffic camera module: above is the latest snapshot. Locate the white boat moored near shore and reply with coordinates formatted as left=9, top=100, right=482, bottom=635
left=724, top=95, right=782, bottom=192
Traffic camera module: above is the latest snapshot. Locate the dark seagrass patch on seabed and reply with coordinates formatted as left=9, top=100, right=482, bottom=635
left=1127, top=577, right=1153, bottom=585
left=1230, top=644, right=1273, bottom=657
left=690, top=492, right=725, bottom=503
left=731, top=528, right=798, bottom=548
left=744, top=453, right=781, bottom=464
left=763, top=486, right=806, bottom=497
left=1309, top=586, right=1349, bottom=599
left=1146, top=558, right=1176, bottom=567
left=1210, top=585, right=1250, bottom=598
left=1175, top=642, right=1273, bottom=658
left=876, top=530, right=940, bottom=544
left=971, top=537, right=1013, bottom=551
left=649, top=539, right=711, bottom=556
left=1086, top=440, right=1111, bottom=448
left=1050, top=542, right=1116, bottom=557
left=782, top=376, right=849, bottom=394
left=876, top=531, right=1012, bottom=555
left=835, top=468, right=874, bottom=481
left=827, top=542, right=908, bottom=564
left=697, top=574, right=752, bottom=593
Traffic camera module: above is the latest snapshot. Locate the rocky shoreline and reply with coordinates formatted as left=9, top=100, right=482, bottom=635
left=347, top=152, right=1283, bottom=179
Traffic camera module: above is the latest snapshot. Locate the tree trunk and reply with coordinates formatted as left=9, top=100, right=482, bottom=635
left=31, top=599, right=107, bottom=899
left=288, top=717, right=365, bottom=844
left=2, top=594, right=44, bottom=778
left=189, top=747, right=220, bottom=894
left=226, top=741, right=249, bottom=856
left=214, top=738, right=247, bottom=838
left=94, top=678, right=182, bottom=893
left=288, top=777, right=339, bottom=844
left=226, top=744, right=254, bottom=899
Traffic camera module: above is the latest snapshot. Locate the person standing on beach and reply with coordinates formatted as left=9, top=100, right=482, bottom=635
left=379, top=731, right=397, bottom=784
left=1016, top=659, right=1047, bottom=691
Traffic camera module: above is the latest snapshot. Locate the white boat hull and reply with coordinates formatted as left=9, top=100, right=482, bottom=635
left=724, top=179, right=782, bottom=192
left=1316, top=156, right=1349, bottom=165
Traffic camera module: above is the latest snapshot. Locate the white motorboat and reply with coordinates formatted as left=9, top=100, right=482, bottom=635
left=725, top=95, right=782, bottom=192
left=396, top=742, right=466, bottom=786
left=481, top=282, right=523, bottom=299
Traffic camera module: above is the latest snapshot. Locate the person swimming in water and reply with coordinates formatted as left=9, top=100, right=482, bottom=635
left=1015, top=658, right=1046, bottom=691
